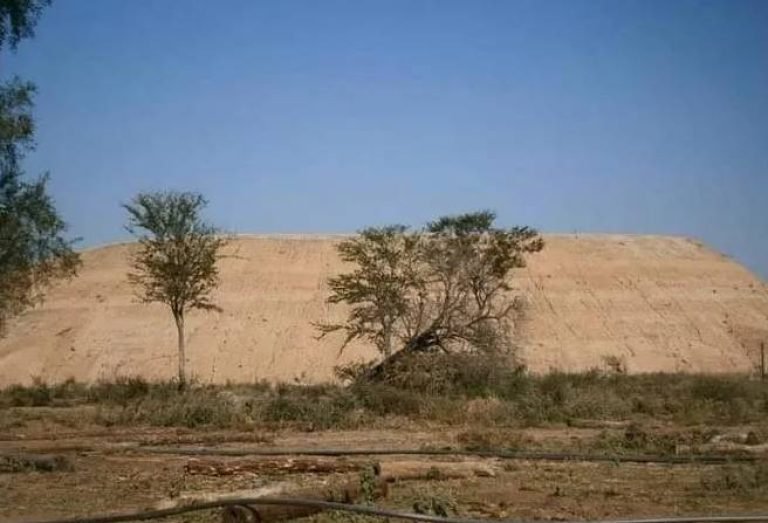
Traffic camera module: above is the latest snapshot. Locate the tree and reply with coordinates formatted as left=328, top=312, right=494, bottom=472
left=317, top=225, right=422, bottom=358
left=0, top=0, right=51, bottom=51
left=0, top=78, right=79, bottom=333
left=318, top=211, right=543, bottom=366
left=0, top=1, right=74, bottom=333
left=124, top=191, right=226, bottom=388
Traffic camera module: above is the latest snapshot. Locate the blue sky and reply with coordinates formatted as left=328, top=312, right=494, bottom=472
left=2, top=0, right=767, bottom=277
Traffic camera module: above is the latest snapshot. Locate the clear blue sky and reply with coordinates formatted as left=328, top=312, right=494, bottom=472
left=3, top=0, right=767, bottom=277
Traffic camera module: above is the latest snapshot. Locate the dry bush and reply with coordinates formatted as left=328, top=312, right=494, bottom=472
left=456, top=428, right=529, bottom=451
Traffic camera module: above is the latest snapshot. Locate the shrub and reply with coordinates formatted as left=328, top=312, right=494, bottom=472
left=5, top=378, right=52, bottom=407
left=87, top=376, right=153, bottom=405
left=701, top=462, right=768, bottom=494
left=101, top=386, right=241, bottom=428
left=351, top=382, right=422, bottom=417
left=260, top=387, right=358, bottom=429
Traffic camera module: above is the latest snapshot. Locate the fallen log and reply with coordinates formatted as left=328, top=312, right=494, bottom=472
left=379, top=460, right=497, bottom=480
left=185, top=456, right=497, bottom=481
left=185, top=457, right=368, bottom=476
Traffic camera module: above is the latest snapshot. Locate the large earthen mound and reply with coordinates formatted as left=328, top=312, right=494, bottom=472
left=1, top=234, right=766, bottom=385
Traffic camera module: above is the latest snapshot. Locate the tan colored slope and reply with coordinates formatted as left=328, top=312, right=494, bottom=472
left=0, top=234, right=766, bottom=385
left=514, top=235, right=768, bottom=373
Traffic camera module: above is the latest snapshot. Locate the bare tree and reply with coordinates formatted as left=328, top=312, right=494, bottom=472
left=124, top=191, right=225, bottom=388
left=318, top=211, right=544, bottom=366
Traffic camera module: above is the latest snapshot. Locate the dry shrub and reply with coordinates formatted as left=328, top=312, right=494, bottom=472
left=456, top=428, right=529, bottom=451
left=352, top=350, right=526, bottom=399
left=701, top=461, right=768, bottom=494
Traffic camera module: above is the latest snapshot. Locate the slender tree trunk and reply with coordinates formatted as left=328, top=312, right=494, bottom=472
left=383, top=323, right=392, bottom=359
left=174, top=311, right=186, bottom=389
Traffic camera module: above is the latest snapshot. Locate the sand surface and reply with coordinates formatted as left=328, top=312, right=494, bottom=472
left=0, top=234, right=766, bottom=385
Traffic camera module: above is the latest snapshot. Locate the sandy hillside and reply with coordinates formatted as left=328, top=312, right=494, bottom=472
left=0, top=234, right=766, bottom=385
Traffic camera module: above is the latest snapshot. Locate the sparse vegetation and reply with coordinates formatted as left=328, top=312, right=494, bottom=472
left=2, top=370, right=767, bottom=435
left=701, top=462, right=768, bottom=495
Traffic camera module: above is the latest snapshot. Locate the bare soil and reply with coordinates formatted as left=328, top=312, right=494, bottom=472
left=2, top=418, right=766, bottom=523
left=1, top=235, right=767, bottom=386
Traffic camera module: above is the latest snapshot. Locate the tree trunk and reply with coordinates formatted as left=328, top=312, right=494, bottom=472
left=382, top=322, right=392, bottom=359
left=174, top=311, right=186, bottom=389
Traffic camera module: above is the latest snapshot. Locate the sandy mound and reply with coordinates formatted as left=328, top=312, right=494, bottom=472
left=0, top=234, right=766, bottom=385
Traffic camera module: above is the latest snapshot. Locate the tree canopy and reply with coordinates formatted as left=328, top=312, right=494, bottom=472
left=124, top=191, right=226, bottom=387
left=0, top=0, right=50, bottom=51
left=318, top=211, right=544, bottom=363
left=0, top=78, right=79, bottom=333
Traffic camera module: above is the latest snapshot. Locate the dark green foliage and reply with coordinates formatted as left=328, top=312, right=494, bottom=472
left=0, top=79, right=79, bottom=332
left=0, top=0, right=50, bottom=50
left=0, top=77, right=34, bottom=166
left=124, top=191, right=226, bottom=387
left=0, top=0, right=74, bottom=334
left=318, top=211, right=544, bottom=364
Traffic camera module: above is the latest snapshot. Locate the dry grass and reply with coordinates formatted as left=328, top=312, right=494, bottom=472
left=2, top=358, right=768, bottom=439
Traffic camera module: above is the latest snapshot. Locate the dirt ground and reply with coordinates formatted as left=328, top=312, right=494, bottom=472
left=2, top=418, right=767, bottom=523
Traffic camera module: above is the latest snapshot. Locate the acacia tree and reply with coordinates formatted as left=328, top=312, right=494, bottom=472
left=318, top=211, right=543, bottom=364
left=124, top=191, right=226, bottom=388
left=317, top=225, right=422, bottom=358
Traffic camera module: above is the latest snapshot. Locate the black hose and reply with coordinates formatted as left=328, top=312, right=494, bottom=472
left=140, top=446, right=759, bottom=465
left=10, top=497, right=768, bottom=523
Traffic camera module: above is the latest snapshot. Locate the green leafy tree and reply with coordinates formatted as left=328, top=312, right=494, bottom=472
left=319, top=211, right=543, bottom=364
left=0, top=78, right=79, bottom=333
left=0, top=0, right=51, bottom=51
left=124, top=191, right=226, bottom=388
left=0, top=0, right=74, bottom=333
left=317, top=225, right=422, bottom=358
